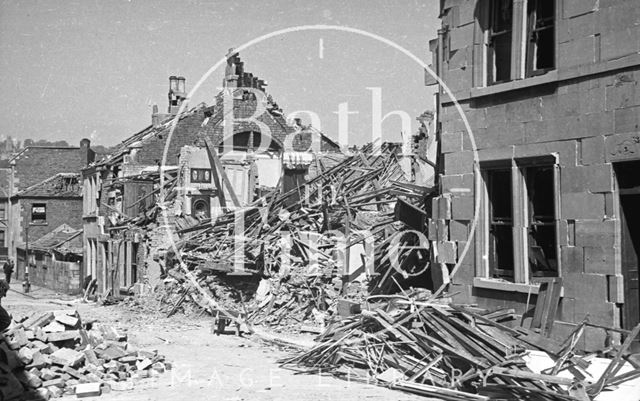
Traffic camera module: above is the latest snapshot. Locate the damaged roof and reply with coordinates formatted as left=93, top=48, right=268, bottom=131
left=28, top=223, right=83, bottom=255
left=15, top=173, right=82, bottom=198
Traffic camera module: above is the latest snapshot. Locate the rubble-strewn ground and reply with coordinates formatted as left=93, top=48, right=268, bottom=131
left=3, top=283, right=425, bottom=400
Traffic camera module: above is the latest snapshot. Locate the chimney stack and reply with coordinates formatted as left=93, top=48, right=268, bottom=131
left=168, top=76, right=187, bottom=115
left=79, top=138, right=95, bottom=166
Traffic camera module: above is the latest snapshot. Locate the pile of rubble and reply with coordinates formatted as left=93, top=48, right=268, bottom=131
left=0, top=310, right=169, bottom=399
left=281, top=296, right=640, bottom=401
left=161, top=144, right=433, bottom=332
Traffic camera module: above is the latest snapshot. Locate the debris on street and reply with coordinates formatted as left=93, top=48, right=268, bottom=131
left=0, top=309, right=169, bottom=400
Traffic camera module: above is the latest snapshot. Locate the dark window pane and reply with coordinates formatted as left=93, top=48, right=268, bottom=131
left=493, top=0, right=513, bottom=32
left=528, top=167, right=554, bottom=221
left=489, top=169, right=512, bottom=220
left=490, top=225, right=514, bottom=278
left=526, top=166, right=557, bottom=278
left=526, top=0, right=555, bottom=75
left=487, top=168, right=514, bottom=280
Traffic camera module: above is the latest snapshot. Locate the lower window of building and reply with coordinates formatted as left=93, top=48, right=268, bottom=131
left=481, top=158, right=559, bottom=284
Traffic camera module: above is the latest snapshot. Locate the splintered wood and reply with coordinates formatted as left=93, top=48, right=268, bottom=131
left=280, top=298, right=640, bottom=401
left=165, top=144, right=434, bottom=330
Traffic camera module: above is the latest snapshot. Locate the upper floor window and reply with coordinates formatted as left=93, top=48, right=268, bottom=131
left=488, top=0, right=513, bottom=85
left=31, top=203, right=46, bottom=223
left=191, top=168, right=212, bottom=184
left=485, top=0, right=555, bottom=85
left=525, top=0, right=555, bottom=77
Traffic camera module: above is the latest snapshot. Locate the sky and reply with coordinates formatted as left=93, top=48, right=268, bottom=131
left=0, top=0, right=440, bottom=148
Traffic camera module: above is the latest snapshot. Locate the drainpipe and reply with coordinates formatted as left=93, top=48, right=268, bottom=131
left=23, top=225, right=31, bottom=293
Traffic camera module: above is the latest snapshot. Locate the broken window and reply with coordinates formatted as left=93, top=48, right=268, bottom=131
left=525, top=166, right=558, bottom=277
left=525, top=0, right=555, bottom=77
left=191, top=168, right=211, bottom=183
left=487, top=168, right=515, bottom=280
left=480, top=158, right=559, bottom=285
left=487, top=0, right=513, bottom=84
left=31, top=203, right=46, bottom=223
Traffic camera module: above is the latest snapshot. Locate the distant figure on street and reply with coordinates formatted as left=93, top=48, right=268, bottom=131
left=2, top=259, right=14, bottom=284
left=0, top=279, right=11, bottom=332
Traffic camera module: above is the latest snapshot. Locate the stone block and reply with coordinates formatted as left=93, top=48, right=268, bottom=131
left=441, top=174, right=474, bottom=196
left=46, top=330, right=80, bottom=343
left=42, top=378, right=65, bottom=388
left=583, top=246, right=617, bottom=274
left=506, top=97, right=543, bottom=123
left=480, top=121, right=524, bottom=148
left=451, top=196, right=475, bottom=220
left=574, top=300, right=617, bottom=327
left=445, top=67, right=472, bottom=93
left=444, top=151, right=474, bottom=175
left=608, top=274, right=624, bottom=303
left=598, top=2, right=640, bottom=33
left=438, top=196, right=452, bottom=220
left=575, top=219, right=615, bottom=248
left=558, top=36, right=596, bottom=68
left=560, top=165, right=612, bottom=193
left=449, top=220, right=468, bottom=241
left=465, top=108, right=487, bottom=130
left=561, top=193, right=605, bottom=220
left=51, top=348, right=84, bottom=368
left=558, top=297, right=575, bottom=322
left=602, top=27, right=640, bottom=62
left=563, top=272, right=608, bottom=302
left=563, top=0, right=597, bottom=18
left=580, top=136, right=605, bottom=165
left=54, top=313, right=79, bottom=328
left=436, top=219, right=448, bottom=242
left=614, top=105, right=640, bottom=133
left=436, top=241, right=457, bottom=264
left=605, top=78, right=639, bottom=111
left=75, top=382, right=101, bottom=398
left=427, top=218, right=437, bottom=241
left=514, top=140, right=577, bottom=167
left=441, top=132, right=463, bottom=154
left=449, top=23, right=474, bottom=50
left=561, top=246, right=584, bottom=274
left=448, top=46, right=469, bottom=70
left=23, top=312, right=55, bottom=330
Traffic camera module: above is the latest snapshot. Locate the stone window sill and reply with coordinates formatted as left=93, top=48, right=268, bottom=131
left=469, top=70, right=559, bottom=99
left=473, top=277, right=541, bottom=295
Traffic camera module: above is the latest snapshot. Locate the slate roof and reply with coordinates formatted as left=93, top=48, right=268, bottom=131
left=15, top=173, right=82, bottom=198
left=29, top=224, right=83, bottom=255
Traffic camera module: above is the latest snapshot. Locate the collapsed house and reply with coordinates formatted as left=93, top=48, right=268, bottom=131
left=81, top=51, right=341, bottom=297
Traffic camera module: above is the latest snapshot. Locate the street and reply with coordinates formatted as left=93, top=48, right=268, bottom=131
left=2, top=283, right=425, bottom=401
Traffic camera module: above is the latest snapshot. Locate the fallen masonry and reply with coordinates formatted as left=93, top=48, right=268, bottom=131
left=0, top=309, right=170, bottom=400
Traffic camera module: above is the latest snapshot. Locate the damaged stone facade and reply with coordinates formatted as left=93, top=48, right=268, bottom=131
left=82, top=52, right=341, bottom=297
left=429, top=0, right=640, bottom=350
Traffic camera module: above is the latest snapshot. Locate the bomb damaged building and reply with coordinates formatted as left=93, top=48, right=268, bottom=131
left=427, top=0, right=640, bottom=350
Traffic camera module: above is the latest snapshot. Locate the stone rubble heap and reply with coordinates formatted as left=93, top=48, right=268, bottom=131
left=0, top=309, right=170, bottom=400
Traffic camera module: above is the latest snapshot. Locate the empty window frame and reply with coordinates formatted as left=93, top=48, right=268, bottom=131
left=524, top=165, right=558, bottom=277
left=525, top=0, right=555, bottom=77
left=487, top=0, right=513, bottom=85
left=190, top=168, right=212, bottom=183
left=31, top=203, right=46, bottom=223
left=480, top=159, right=559, bottom=284
left=486, top=168, right=515, bottom=280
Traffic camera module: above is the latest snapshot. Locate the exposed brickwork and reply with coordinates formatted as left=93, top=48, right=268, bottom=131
left=17, top=198, right=83, bottom=243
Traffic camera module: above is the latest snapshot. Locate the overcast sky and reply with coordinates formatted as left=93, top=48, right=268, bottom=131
left=0, top=0, right=440, bottom=147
